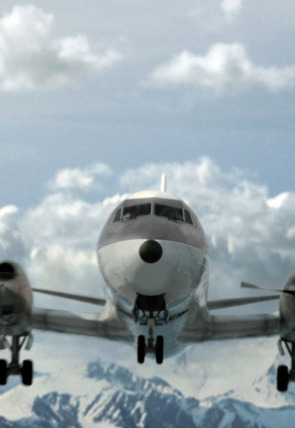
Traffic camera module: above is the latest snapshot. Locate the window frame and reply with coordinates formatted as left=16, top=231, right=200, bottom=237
left=113, top=201, right=195, bottom=226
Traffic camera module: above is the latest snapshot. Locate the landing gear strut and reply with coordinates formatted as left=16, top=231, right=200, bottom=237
left=133, top=294, right=167, bottom=364
left=0, top=334, right=33, bottom=386
left=277, top=339, right=295, bottom=392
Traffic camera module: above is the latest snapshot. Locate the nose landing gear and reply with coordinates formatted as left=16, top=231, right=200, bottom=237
left=133, top=294, right=167, bottom=364
left=0, top=334, right=33, bottom=386
left=137, top=323, right=164, bottom=364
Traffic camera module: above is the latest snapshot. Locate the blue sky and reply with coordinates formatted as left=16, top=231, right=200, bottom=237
left=0, top=1, right=295, bottom=314
left=0, top=1, right=295, bottom=207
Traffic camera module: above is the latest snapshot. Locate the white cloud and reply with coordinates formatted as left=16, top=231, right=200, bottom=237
left=48, top=163, right=112, bottom=192
left=0, top=5, right=122, bottom=91
left=1, top=158, right=295, bottom=314
left=0, top=205, right=25, bottom=260
left=19, top=191, right=125, bottom=304
left=189, top=0, right=241, bottom=34
left=221, top=0, right=243, bottom=22
left=267, top=192, right=289, bottom=209
left=151, top=43, right=295, bottom=93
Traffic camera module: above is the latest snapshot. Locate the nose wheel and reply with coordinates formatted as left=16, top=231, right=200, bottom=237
left=137, top=320, right=164, bottom=364
left=137, top=335, right=146, bottom=364
left=155, top=335, right=164, bottom=364
left=277, top=364, right=289, bottom=392
left=0, top=359, right=7, bottom=385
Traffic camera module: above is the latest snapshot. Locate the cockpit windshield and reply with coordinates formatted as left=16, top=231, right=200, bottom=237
left=155, top=204, right=193, bottom=224
left=114, top=203, right=151, bottom=221
left=155, top=204, right=183, bottom=221
left=123, top=204, right=151, bottom=219
left=113, top=202, right=194, bottom=225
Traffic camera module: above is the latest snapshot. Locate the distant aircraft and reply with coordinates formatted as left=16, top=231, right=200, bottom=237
left=0, top=175, right=293, bottom=391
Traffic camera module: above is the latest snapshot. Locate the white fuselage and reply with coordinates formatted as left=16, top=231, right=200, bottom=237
left=98, top=239, right=208, bottom=314
left=97, top=190, right=209, bottom=356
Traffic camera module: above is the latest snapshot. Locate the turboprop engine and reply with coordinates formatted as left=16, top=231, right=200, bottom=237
left=0, top=261, right=33, bottom=331
left=279, top=272, right=295, bottom=342
left=242, top=271, right=295, bottom=392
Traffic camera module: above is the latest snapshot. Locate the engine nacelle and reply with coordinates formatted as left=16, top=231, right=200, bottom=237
left=0, top=260, right=33, bottom=335
left=279, top=271, right=295, bottom=342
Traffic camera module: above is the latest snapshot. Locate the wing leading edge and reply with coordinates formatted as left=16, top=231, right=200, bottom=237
left=32, top=288, right=106, bottom=306
left=32, top=306, right=132, bottom=342
left=207, top=295, right=279, bottom=310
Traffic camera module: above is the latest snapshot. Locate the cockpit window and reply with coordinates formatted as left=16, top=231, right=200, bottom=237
left=122, top=203, right=151, bottom=220
left=184, top=209, right=193, bottom=225
left=113, top=202, right=194, bottom=225
left=113, top=208, right=122, bottom=222
left=155, top=204, right=184, bottom=221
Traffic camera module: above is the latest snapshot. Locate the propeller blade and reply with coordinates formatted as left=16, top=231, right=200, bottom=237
left=241, top=282, right=295, bottom=296
left=32, top=288, right=106, bottom=306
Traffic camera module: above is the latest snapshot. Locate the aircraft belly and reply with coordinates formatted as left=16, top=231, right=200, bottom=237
left=97, top=239, right=207, bottom=307
left=123, top=309, right=189, bottom=358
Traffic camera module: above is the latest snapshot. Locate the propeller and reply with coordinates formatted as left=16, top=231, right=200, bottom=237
left=32, top=288, right=106, bottom=306
left=241, top=282, right=295, bottom=296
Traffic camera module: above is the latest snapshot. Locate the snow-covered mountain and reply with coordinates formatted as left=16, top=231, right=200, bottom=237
left=0, top=332, right=295, bottom=428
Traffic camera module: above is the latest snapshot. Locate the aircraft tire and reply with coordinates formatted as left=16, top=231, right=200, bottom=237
left=277, top=365, right=289, bottom=392
left=21, top=360, right=33, bottom=386
left=137, top=335, right=146, bottom=364
left=155, top=335, right=164, bottom=364
left=0, top=359, right=8, bottom=385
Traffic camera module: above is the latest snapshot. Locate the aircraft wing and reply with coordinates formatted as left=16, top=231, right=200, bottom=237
left=31, top=288, right=280, bottom=342
left=180, top=297, right=280, bottom=341
left=32, top=306, right=132, bottom=342
left=207, top=294, right=279, bottom=310
left=181, top=313, right=280, bottom=341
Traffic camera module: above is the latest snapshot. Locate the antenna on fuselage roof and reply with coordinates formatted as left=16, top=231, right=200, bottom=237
left=161, top=173, right=167, bottom=192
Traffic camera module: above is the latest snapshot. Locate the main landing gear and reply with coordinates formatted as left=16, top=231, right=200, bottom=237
left=133, top=294, right=168, bottom=364
left=277, top=339, right=295, bottom=392
left=0, top=334, right=33, bottom=386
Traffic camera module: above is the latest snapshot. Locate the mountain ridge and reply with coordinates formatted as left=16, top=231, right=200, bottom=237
left=1, top=335, right=295, bottom=427
left=1, top=356, right=295, bottom=428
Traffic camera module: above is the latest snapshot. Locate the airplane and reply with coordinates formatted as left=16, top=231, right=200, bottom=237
left=0, top=175, right=294, bottom=391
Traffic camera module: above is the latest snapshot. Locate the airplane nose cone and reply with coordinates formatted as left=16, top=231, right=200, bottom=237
left=139, top=240, right=163, bottom=264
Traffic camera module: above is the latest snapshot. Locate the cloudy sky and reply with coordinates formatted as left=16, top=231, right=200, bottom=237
left=0, top=0, right=295, bottom=315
